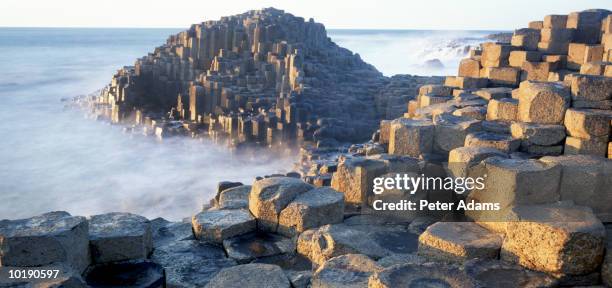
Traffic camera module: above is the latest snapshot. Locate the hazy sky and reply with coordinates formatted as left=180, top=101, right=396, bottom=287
left=2, top=0, right=611, bottom=30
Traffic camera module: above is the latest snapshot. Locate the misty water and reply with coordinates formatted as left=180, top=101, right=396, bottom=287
left=0, top=28, right=494, bottom=220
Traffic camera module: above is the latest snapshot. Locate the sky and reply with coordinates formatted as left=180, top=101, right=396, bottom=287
left=1, top=0, right=611, bottom=30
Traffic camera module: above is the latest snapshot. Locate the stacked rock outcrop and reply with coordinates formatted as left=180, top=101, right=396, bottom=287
left=87, top=8, right=441, bottom=148
left=297, top=8, right=612, bottom=287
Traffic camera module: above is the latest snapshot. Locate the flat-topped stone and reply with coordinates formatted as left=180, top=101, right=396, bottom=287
left=502, top=203, right=606, bottom=275
left=388, top=118, right=435, bottom=157
left=151, top=240, right=235, bottom=287
left=218, top=185, right=251, bottom=209
left=278, top=187, right=344, bottom=237
left=223, top=232, right=296, bottom=264
left=307, top=223, right=419, bottom=265
left=418, top=222, right=502, bottom=263
left=89, top=212, right=152, bottom=264
left=331, top=157, right=387, bottom=206
left=249, top=177, right=313, bottom=232
left=311, top=254, right=382, bottom=288
left=464, top=259, right=559, bottom=288
left=448, top=147, right=508, bottom=177
left=432, top=114, right=482, bottom=153
left=0, top=211, right=89, bottom=273
left=368, top=263, right=479, bottom=288
left=510, top=122, right=566, bottom=146
left=150, top=218, right=193, bottom=248
left=464, top=131, right=520, bottom=153
left=206, top=263, right=290, bottom=288
left=564, top=108, right=612, bottom=139
left=192, top=209, right=255, bottom=243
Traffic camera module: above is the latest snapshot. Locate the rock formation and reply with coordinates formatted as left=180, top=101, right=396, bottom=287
left=4, top=7, right=612, bottom=288
left=87, top=8, right=440, bottom=148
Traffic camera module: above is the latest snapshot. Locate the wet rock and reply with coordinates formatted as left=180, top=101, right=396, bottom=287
left=223, top=232, right=296, bottom=264
left=89, top=212, right=152, bottom=263
left=418, top=222, right=502, bottom=263
left=311, top=254, right=382, bottom=288
left=192, top=209, right=255, bottom=243
left=218, top=185, right=251, bottom=209
left=368, top=263, right=479, bottom=288
left=278, top=187, right=344, bottom=237
left=501, top=203, right=606, bottom=275
left=85, top=260, right=164, bottom=288
left=206, top=263, right=290, bottom=288
left=0, top=211, right=89, bottom=273
left=151, top=240, right=235, bottom=287
left=249, top=177, right=314, bottom=232
left=150, top=218, right=193, bottom=248
left=464, top=259, right=559, bottom=288
left=307, top=223, right=419, bottom=265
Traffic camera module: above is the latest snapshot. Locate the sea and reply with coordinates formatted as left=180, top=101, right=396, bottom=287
left=0, top=28, right=498, bottom=220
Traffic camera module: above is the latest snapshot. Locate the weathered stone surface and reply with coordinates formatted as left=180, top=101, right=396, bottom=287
left=464, top=259, right=559, bottom=288
left=458, top=58, right=481, bottom=78
left=481, top=42, right=514, bottom=67
left=486, top=98, right=518, bottom=121
left=517, top=81, right=570, bottom=124
left=432, top=114, right=482, bottom=153
left=296, top=229, right=316, bottom=259
left=464, top=132, right=520, bottom=153
left=418, top=84, right=453, bottom=97
left=218, top=185, right=251, bottom=209
left=278, top=187, right=344, bottom=237
left=376, top=253, right=426, bottom=267
left=565, top=136, right=608, bottom=156
left=603, top=225, right=612, bottom=287
left=564, top=108, right=612, bottom=139
left=307, top=223, right=419, bottom=265
left=570, top=74, right=612, bottom=102
left=88, top=212, right=152, bottom=264
left=501, top=203, right=606, bottom=275
left=580, top=61, right=612, bottom=75
left=445, top=76, right=488, bottom=89
left=192, top=209, right=255, bottom=243
left=544, top=14, right=568, bottom=29
left=368, top=263, right=479, bottom=288
left=510, top=122, right=565, bottom=146
left=448, top=146, right=508, bottom=178
left=520, top=143, right=563, bottom=156
left=418, top=222, right=502, bottom=263
left=452, top=106, right=487, bottom=120
left=509, top=51, right=541, bottom=67
left=151, top=239, right=234, bottom=287
left=223, top=232, right=296, bottom=264
left=366, top=154, right=420, bottom=174
left=249, top=177, right=313, bottom=232
left=568, top=43, right=603, bottom=70
left=215, top=181, right=243, bottom=203
left=286, top=270, right=312, bottom=288
left=311, top=254, right=382, bottom=288
left=331, top=157, right=387, bottom=206
left=540, top=155, right=611, bottom=222
left=0, top=211, right=89, bottom=273
left=521, top=61, right=557, bottom=82
left=466, top=157, right=561, bottom=225
left=388, top=118, right=434, bottom=157
left=419, top=94, right=452, bottom=108
left=206, top=263, right=290, bottom=288
left=151, top=218, right=193, bottom=248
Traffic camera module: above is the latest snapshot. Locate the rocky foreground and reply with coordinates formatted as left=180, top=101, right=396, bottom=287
left=3, top=7, right=612, bottom=288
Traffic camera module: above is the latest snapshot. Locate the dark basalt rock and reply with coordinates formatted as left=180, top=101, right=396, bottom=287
left=84, top=260, right=165, bottom=288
